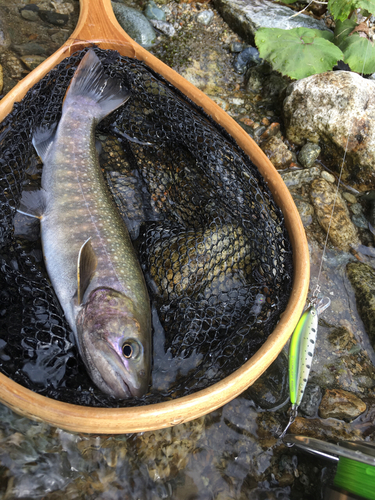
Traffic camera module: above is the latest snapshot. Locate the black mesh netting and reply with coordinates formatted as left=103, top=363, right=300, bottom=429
left=0, top=47, right=293, bottom=407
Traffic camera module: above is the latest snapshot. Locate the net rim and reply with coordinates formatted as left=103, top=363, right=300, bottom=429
left=0, top=35, right=309, bottom=433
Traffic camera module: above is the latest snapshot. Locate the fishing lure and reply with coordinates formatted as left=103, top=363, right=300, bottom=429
left=280, top=293, right=330, bottom=438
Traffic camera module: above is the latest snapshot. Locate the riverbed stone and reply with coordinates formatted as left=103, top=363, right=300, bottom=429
left=343, top=192, right=357, bottom=204
left=320, top=171, right=335, bottom=183
left=281, top=165, right=321, bottom=188
left=293, top=199, right=314, bottom=227
left=309, top=178, right=360, bottom=251
left=298, top=143, right=321, bottom=168
left=112, top=2, right=156, bottom=48
left=212, top=0, right=329, bottom=45
left=260, top=136, right=292, bottom=169
left=38, top=10, right=69, bottom=26
left=284, top=71, right=375, bottom=191
left=319, top=389, right=367, bottom=421
left=20, top=55, right=46, bottom=71
left=144, top=0, right=166, bottom=21
left=0, top=64, right=2, bottom=94
left=135, top=417, right=205, bottom=482
left=347, top=262, right=375, bottom=349
left=0, top=17, right=11, bottom=49
left=196, top=10, right=215, bottom=26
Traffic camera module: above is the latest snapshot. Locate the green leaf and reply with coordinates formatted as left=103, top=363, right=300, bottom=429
left=341, top=33, right=375, bottom=73
left=356, top=0, right=375, bottom=13
left=255, top=28, right=343, bottom=79
left=334, top=18, right=357, bottom=48
left=328, top=0, right=357, bottom=21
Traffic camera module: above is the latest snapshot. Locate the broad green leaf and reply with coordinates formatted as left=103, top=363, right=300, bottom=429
left=328, top=0, right=357, bottom=21
left=341, top=33, right=375, bottom=73
left=334, top=18, right=357, bottom=48
left=255, top=28, right=343, bottom=79
left=356, top=0, right=375, bottom=13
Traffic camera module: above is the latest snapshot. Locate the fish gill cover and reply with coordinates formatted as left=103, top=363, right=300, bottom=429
left=0, top=47, right=293, bottom=407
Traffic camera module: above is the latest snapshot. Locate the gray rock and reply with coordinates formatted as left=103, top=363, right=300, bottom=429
left=352, top=213, right=368, bottom=229
left=112, top=2, right=156, bottom=48
left=13, top=42, right=47, bottom=56
left=284, top=72, right=375, bottom=191
left=280, top=165, right=321, bottom=188
left=149, top=20, right=175, bottom=37
left=20, top=9, right=39, bottom=22
left=293, top=199, right=314, bottom=227
left=350, top=202, right=363, bottom=215
left=233, top=46, right=261, bottom=74
left=20, top=55, right=46, bottom=71
left=144, top=0, right=166, bottom=22
left=0, top=17, right=11, bottom=49
left=298, top=143, right=321, bottom=168
left=230, top=41, right=245, bottom=53
left=320, top=171, right=335, bottom=183
left=196, top=10, right=215, bottom=26
left=212, top=0, right=329, bottom=44
left=347, top=262, right=375, bottom=348
left=299, top=385, right=322, bottom=417
left=39, top=10, right=69, bottom=26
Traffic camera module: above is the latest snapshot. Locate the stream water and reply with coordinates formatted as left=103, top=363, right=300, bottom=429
left=0, top=1, right=374, bottom=499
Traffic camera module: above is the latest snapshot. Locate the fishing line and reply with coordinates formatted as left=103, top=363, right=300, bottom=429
left=280, top=25, right=371, bottom=439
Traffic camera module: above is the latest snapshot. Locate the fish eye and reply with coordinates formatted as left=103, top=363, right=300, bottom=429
left=122, top=343, right=133, bottom=358
left=122, top=340, right=141, bottom=359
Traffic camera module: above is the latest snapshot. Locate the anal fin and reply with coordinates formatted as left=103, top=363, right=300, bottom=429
left=77, top=238, right=98, bottom=304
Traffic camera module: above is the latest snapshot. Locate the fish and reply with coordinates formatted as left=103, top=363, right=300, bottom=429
left=22, top=49, right=151, bottom=399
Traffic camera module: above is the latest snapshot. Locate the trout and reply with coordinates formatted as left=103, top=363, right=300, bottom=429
left=26, top=49, right=151, bottom=399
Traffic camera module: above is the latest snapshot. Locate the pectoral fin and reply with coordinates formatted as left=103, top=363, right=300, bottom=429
left=77, top=238, right=98, bottom=304
left=16, top=189, right=46, bottom=219
left=32, top=124, right=57, bottom=162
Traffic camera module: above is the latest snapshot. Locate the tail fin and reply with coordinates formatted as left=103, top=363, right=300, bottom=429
left=63, top=49, right=130, bottom=120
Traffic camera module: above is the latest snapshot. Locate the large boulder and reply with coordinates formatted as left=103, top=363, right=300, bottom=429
left=213, top=0, right=329, bottom=44
left=283, top=71, right=375, bottom=191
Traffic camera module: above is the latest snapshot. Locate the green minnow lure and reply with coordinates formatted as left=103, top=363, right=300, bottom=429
left=280, top=295, right=330, bottom=438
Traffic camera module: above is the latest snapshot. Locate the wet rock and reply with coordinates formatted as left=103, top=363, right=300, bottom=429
left=0, top=17, right=11, bottom=49
left=298, top=143, right=321, bottom=168
left=260, top=136, right=293, bottom=169
left=50, top=1, right=75, bottom=15
left=20, top=7, right=39, bottom=22
left=320, top=170, right=335, bottom=183
left=233, top=46, right=261, bottom=74
left=319, top=388, right=367, bottom=421
left=144, top=0, right=166, bottom=21
left=309, top=178, right=360, bottom=251
left=0, top=50, right=25, bottom=80
left=343, top=192, right=357, bottom=204
left=244, top=352, right=288, bottom=410
left=293, top=199, right=314, bottom=227
left=259, top=122, right=280, bottom=141
left=196, top=10, right=215, bottom=26
left=0, top=64, right=2, bottom=94
left=347, top=262, right=375, bottom=348
left=20, top=55, right=46, bottom=71
left=135, top=418, right=205, bottom=482
left=149, top=20, right=175, bottom=37
left=39, top=10, right=69, bottom=26
left=352, top=213, right=368, bottom=229
left=213, top=0, right=329, bottom=45
left=230, top=41, right=244, bottom=53
left=112, top=2, right=156, bottom=48
left=281, top=166, right=320, bottom=188
left=299, top=385, right=322, bottom=417
left=284, top=72, right=375, bottom=190
left=13, top=42, right=47, bottom=56
left=290, top=416, right=362, bottom=441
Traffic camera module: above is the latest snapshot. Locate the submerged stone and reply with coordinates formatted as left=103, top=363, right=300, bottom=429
left=309, top=178, right=360, bottom=251
left=347, top=262, right=375, bottom=349
left=112, top=2, right=156, bottom=48
left=144, top=0, right=166, bottom=22
left=233, top=46, right=261, bottom=74
left=196, top=10, right=214, bottom=26
left=298, top=143, right=321, bottom=168
left=260, top=136, right=292, bottom=169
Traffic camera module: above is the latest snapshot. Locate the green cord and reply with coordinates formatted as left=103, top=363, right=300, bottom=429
left=334, top=456, right=375, bottom=500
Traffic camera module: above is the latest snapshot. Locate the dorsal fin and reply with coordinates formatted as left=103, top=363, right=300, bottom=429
left=77, top=238, right=98, bottom=304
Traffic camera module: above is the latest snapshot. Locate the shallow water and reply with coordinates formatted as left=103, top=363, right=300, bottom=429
left=0, top=1, right=375, bottom=499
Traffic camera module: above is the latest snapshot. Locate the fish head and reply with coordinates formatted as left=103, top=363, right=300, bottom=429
left=76, top=287, right=150, bottom=399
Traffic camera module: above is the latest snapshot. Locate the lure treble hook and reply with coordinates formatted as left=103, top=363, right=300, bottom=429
left=279, top=295, right=331, bottom=440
